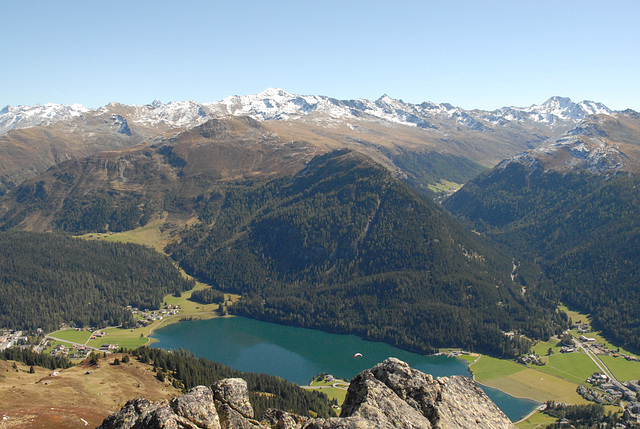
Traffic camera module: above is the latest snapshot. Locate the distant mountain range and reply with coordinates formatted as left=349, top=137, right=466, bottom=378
left=0, top=89, right=629, bottom=196
left=0, top=89, right=616, bottom=136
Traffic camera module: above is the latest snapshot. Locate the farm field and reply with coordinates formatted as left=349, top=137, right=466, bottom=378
left=46, top=281, right=237, bottom=354
left=80, top=213, right=191, bottom=253
left=599, top=355, right=640, bottom=382
left=470, top=355, right=587, bottom=404
left=530, top=338, right=560, bottom=357
left=48, top=329, right=91, bottom=344
left=535, top=352, right=599, bottom=385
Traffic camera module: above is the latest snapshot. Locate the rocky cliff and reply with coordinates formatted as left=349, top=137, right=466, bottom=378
left=97, top=358, right=515, bottom=429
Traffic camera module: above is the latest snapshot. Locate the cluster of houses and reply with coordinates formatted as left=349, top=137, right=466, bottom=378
left=127, top=304, right=180, bottom=327
left=573, top=322, right=591, bottom=333
left=577, top=373, right=640, bottom=405
left=579, top=336, right=639, bottom=361
left=624, top=402, right=640, bottom=423
left=50, top=343, right=92, bottom=359
left=0, top=330, right=28, bottom=351
left=99, top=344, right=118, bottom=352
left=517, top=353, right=544, bottom=366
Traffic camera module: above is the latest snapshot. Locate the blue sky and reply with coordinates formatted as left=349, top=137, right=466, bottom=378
left=2, top=1, right=639, bottom=111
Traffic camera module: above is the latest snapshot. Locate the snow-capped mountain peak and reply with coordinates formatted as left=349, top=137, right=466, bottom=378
left=0, top=103, right=89, bottom=135
left=0, top=90, right=620, bottom=138
left=498, top=115, right=635, bottom=175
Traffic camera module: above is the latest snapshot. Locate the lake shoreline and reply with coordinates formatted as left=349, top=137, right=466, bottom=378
left=150, top=315, right=540, bottom=422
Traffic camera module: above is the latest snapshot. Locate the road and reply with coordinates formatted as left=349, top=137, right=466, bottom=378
left=573, top=338, right=620, bottom=385
left=44, top=335, right=101, bottom=351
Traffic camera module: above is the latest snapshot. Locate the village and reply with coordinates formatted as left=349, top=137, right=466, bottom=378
left=0, top=330, right=28, bottom=351
left=128, top=304, right=181, bottom=328
left=0, top=303, right=183, bottom=361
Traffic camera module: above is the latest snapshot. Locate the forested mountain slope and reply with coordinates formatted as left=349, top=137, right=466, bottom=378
left=166, top=150, right=566, bottom=356
left=0, top=115, right=570, bottom=356
left=444, top=113, right=640, bottom=352
left=0, top=231, right=193, bottom=331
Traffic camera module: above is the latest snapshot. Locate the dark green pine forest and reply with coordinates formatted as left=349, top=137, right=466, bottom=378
left=0, top=231, right=194, bottom=332
left=444, top=162, right=640, bottom=353
left=166, top=150, right=566, bottom=357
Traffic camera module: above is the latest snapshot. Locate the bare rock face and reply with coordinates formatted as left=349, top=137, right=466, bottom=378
left=170, top=385, right=220, bottom=429
left=97, top=358, right=516, bottom=429
left=212, top=378, right=255, bottom=420
left=332, top=358, right=515, bottom=429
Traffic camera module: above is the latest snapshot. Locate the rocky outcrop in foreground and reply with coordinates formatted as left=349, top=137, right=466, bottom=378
left=98, top=357, right=515, bottom=429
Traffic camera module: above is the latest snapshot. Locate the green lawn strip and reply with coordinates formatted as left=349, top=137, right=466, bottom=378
left=308, top=379, right=349, bottom=407
left=515, top=411, right=556, bottom=429
left=163, top=283, right=220, bottom=315
left=48, top=328, right=92, bottom=344
left=86, top=326, right=151, bottom=350
left=455, top=354, right=479, bottom=364
left=599, top=355, right=640, bottom=382
left=82, top=218, right=170, bottom=253
left=558, top=304, right=591, bottom=327
left=427, top=180, right=462, bottom=194
left=530, top=339, right=560, bottom=357
left=470, top=355, right=526, bottom=381
left=534, top=352, right=599, bottom=385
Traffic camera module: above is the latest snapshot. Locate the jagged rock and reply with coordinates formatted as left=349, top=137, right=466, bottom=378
left=97, top=398, right=159, bottom=429
left=433, top=375, right=513, bottom=429
left=97, top=387, right=223, bottom=429
left=262, top=409, right=307, bottom=429
left=97, top=358, right=515, bottom=429
left=137, top=404, right=202, bottom=428
left=212, top=378, right=255, bottom=419
left=216, top=402, right=267, bottom=429
left=353, top=357, right=440, bottom=421
left=170, top=386, right=220, bottom=429
left=337, top=358, right=515, bottom=429
left=338, top=371, right=435, bottom=428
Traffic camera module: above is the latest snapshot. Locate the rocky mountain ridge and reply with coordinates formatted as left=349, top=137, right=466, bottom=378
left=494, top=113, right=640, bottom=174
left=0, top=89, right=629, bottom=197
left=1, top=89, right=618, bottom=137
left=98, top=358, right=516, bottom=429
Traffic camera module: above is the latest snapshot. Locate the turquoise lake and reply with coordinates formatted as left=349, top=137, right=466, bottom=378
left=151, top=316, right=539, bottom=421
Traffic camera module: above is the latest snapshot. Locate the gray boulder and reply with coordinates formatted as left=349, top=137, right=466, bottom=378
left=97, top=358, right=516, bottom=429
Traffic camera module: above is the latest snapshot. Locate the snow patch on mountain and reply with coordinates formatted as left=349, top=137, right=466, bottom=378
left=0, top=103, right=89, bottom=135
left=98, top=100, right=209, bottom=129
left=500, top=119, right=630, bottom=174
left=485, top=96, right=613, bottom=125
left=1, top=89, right=618, bottom=137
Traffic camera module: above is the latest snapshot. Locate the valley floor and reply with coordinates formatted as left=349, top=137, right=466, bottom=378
left=68, top=223, right=639, bottom=426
